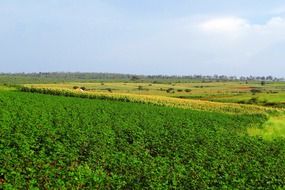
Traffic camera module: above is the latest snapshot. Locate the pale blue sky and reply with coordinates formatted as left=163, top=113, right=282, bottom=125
left=1, top=1, right=285, bottom=76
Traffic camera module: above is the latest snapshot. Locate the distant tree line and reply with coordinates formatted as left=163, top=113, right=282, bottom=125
left=0, top=72, right=283, bottom=85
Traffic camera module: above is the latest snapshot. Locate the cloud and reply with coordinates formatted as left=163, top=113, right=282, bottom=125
left=195, top=16, right=285, bottom=75
left=198, top=16, right=285, bottom=36
left=111, top=16, right=285, bottom=76
left=194, top=16, right=285, bottom=49
left=1, top=1, right=285, bottom=76
left=199, top=17, right=250, bottom=33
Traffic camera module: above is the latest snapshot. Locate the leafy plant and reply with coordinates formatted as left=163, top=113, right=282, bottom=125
left=0, top=89, right=284, bottom=189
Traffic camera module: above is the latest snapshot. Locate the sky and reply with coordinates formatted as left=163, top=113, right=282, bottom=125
left=1, top=0, right=285, bottom=76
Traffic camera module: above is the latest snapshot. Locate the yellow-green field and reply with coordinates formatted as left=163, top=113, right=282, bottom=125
left=23, top=81, right=285, bottom=140
left=248, top=116, right=285, bottom=140
left=26, top=81, right=285, bottom=106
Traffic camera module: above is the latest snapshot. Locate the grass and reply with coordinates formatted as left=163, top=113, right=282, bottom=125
left=248, top=115, right=285, bottom=140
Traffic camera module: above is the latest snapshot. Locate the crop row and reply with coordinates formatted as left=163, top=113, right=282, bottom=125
left=20, top=87, right=277, bottom=115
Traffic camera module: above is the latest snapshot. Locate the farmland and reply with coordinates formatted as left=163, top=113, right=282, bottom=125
left=2, top=0, right=285, bottom=189
left=26, top=80, right=285, bottom=108
left=1, top=76, right=285, bottom=189
left=1, top=87, right=285, bottom=189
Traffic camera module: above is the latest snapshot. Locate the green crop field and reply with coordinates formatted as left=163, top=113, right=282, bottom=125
left=1, top=86, right=285, bottom=189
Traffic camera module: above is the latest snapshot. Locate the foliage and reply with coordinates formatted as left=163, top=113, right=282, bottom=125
left=261, top=81, right=266, bottom=86
left=24, top=80, right=285, bottom=109
left=73, top=86, right=79, bottom=89
left=251, top=88, right=263, bottom=95
left=1, top=90, right=285, bottom=189
left=184, top=89, right=192, bottom=93
left=166, top=88, right=175, bottom=93
left=20, top=87, right=278, bottom=115
left=248, top=115, right=285, bottom=139
left=0, top=73, right=282, bottom=85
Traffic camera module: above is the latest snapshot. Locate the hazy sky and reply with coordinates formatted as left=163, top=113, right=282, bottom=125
left=1, top=0, right=285, bottom=76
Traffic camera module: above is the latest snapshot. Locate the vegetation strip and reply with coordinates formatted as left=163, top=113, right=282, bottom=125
left=20, top=87, right=279, bottom=115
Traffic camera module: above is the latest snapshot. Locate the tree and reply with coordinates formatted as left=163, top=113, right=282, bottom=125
left=166, top=88, right=175, bottom=93
left=185, top=89, right=192, bottom=93
left=131, top=76, right=140, bottom=81
left=261, top=81, right=266, bottom=86
left=138, top=86, right=143, bottom=91
left=73, top=86, right=79, bottom=89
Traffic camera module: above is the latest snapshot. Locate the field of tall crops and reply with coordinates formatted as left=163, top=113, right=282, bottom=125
left=25, top=80, right=285, bottom=108
left=20, top=87, right=278, bottom=115
left=1, top=88, right=285, bottom=189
